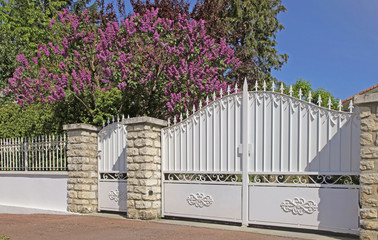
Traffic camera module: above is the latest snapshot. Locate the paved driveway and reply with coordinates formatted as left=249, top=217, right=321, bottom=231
left=0, top=214, right=302, bottom=240
left=0, top=213, right=358, bottom=240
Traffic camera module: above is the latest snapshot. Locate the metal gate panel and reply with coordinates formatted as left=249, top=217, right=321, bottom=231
left=164, top=183, right=242, bottom=222
left=98, top=120, right=127, bottom=212
left=98, top=180, right=127, bottom=211
left=248, top=186, right=359, bottom=234
left=161, top=80, right=361, bottom=234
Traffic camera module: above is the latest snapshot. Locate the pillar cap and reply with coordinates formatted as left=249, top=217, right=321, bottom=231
left=123, top=117, right=167, bottom=127
left=355, top=93, right=378, bottom=105
left=63, top=123, right=101, bottom=132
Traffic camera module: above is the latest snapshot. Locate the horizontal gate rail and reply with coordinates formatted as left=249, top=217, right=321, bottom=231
left=0, top=134, right=67, bottom=171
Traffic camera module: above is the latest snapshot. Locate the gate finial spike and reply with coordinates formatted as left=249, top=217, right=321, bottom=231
left=327, top=97, right=332, bottom=110
left=213, top=91, right=216, bottom=101
left=255, top=80, right=258, bottom=91
left=271, top=82, right=276, bottom=92
left=235, top=83, right=238, bottom=93
left=227, top=85, right=231, bottom=95
left=107, top=118, right=110, bottom=125
left=308, top=91, right=312, bottom=103
left=186, top=109, right=189, bottom=118
left=173, top=116, right=177, bottom=125
left=122, top=114, right=125, bottom=120
left=112, top=116, right=115, bottom=123
left=298, top=88, right=303, bottom=100
left=193, top=104, right=196, bottom=113
left=102, top=121, right=105, bottom=127
left=338, top=100, right=342, bottom=112
left=243, top=78, right=248, bottom=91
left=127, top=114, right=130, bottom=119
left=206, top=96, right=209, bottom=105
left=220, top=88, right=223, bottom=98
left=349, top=100, right=354, bottom=113
left=117, top=114, right=120, bottom=122
left=168, top=118, right=171, bottom=127
left=199, top=101, right=202, bottom=109
left=263, top=80, right=267, bottom=91
left=180, top=113, right=183, bottom=122
left=243, top=78, right=248, bottom=92
left=280, top=83, right=284, bottom=94
left=318, top=95, right=322, bottom=107
left=289, top=85, right=293, bottom=97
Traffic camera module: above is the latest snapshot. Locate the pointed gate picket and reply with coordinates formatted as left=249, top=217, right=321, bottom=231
left=161, top=80, right=360, bottom=234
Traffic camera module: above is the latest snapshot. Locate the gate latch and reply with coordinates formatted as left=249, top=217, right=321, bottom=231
left=238, top=144, right=253, bottom=156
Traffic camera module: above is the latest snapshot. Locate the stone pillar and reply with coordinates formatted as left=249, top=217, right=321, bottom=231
left=124, top=117, right=167, bottom=220
left=63, top=123, right=100, bottom=213
left=355, top=93, right=378, bottom=240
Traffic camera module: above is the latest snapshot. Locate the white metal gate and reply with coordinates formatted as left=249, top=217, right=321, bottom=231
left=161, top=81, right=360, bottom=234
left=98, top=117, right=128, bottom=212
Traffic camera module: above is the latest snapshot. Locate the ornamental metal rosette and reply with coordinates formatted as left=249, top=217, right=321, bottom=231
left=187, top=193, right=214, bottom=208
left=108, top=190, right=126, bottom=202
left=280, top=198, right=318, bottom=215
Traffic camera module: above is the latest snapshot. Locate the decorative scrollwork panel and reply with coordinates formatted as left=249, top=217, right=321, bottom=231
left=249, top=174, right=359, bottom=185
left=100, top=172, right=128, bottom=180
left=165, top=173, right=240, bottom=183
left=187, top=193, right=214, bottom=208
left=280, top=198, right=318, bottom=215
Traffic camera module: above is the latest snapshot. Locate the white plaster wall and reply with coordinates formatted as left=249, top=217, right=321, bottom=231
left=0, top=172, right=68, bottom=212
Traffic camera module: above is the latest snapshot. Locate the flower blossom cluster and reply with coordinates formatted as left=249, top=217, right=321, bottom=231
left=4, top=7, right=240, bottom=119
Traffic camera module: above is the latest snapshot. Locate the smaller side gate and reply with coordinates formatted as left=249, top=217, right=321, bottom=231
left=98, top=118, right=128, bottom=212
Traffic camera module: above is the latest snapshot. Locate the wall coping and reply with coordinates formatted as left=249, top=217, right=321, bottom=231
left=63, top=123, right=101, bottom=132
left=123, top=117, right=167, bottom=127
left=0, top=171, right=68, bottom=177
left=355, top=92, right=378, bottom=105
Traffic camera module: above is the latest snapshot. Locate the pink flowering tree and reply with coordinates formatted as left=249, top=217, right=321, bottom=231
left=4, top=8, right=240, bottom=123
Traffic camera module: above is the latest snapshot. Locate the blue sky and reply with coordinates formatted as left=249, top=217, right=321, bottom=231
left=271, top=0, right=378, bottom=100
left=122, top=0, right=377, bottom=100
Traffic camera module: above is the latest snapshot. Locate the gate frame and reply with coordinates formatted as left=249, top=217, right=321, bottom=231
left=161, top=80, right=361, bottom=234
left=97, top=119, right=128, bottom=212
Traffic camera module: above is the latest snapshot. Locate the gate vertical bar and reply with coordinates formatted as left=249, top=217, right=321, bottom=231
left=24, top=138, right=28, bottom=171
left=242, top=79, right=249, bottom=226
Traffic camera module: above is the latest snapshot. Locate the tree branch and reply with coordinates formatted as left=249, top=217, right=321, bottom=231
left=72, top=93, right=95, bottom=120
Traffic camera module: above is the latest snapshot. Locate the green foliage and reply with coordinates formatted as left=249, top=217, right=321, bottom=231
left=0, top=0, right=64, bottom=87
left=227, top=0, right=288, bottom=82
left=283, top=78, right=339, bottom=110
left=93, top=88, right=123, bottom=125
left=0, top=0, right=97, bottom=91
left=192, top=0, right=288, bottom=84
left=0, top=102, right=62, bottom=138
left=0, top=236, right=10, bottom=240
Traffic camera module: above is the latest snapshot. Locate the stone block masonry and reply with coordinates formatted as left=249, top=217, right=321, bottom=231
left=63, top=124, right=101, bottom=213
left=355, top=93, right=378, bottom=240
left=124, top=117, right=167, bottom=220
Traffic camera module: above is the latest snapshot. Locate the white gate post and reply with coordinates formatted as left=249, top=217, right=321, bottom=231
left=242, top=79, right=249, bottom=226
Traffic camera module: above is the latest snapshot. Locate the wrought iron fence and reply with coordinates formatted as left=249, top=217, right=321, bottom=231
left=0, top=134, right=67, bottom=171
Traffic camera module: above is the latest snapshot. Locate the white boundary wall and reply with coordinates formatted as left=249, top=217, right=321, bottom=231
left=0, top=172, right=68, bottom=212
